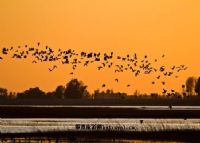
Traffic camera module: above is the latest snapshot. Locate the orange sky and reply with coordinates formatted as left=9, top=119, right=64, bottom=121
left=0, top=0, right=200, bottom=94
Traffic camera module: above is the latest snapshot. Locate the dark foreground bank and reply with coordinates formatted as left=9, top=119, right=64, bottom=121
left=1, top=97, right=200, bottom=106
left=1, top=131, right=200, bottom=143
left=1, top=105, right=200, bottom=118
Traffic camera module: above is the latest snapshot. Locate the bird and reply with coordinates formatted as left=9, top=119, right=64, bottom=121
left=161, top=81, right=165, bottom=85
left=2, top=48, right=8, bottom=55
left=134, top=53, right=137, bottom=59
left=175, top=75, right=179, bottom=78
left=182, top=85, right=185, bottom=89
left=0, top=43, right=189, bottom=96
left=168, top=72, right=173, bottom=76
left=53, top=65, right=57, bottom=69
left=160, top=66, right=165, bottom=72
left=48, top=68, right=53, bottom=72
left=48, top=65, right=57, bottom=72
left=156, top=75, right=161, bottom=79
left=97, top=66, right=103, bottom=70
left=162, top=89, right=167, bottom=94
left=115, top=78, right=119, bottom=82
left=171, top=66, right=176, bottom=70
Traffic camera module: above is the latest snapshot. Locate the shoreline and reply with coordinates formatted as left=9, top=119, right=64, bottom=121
left=1, top=106, right=200, bottom=118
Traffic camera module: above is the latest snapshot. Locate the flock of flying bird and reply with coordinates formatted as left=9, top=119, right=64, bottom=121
left=0, top=43, right=188, bottom=96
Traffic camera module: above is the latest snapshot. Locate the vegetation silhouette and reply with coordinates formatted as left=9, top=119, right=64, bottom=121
left=195, top=77, right=200, bottom=96
left=1, top=77, right=200, bottom=105
left=64, top=79, right=89, bottom=99
left=54, top=85, right=65, bottom=99
left=17, top=87, right=46, bottom=99
left=0, top=87, right=7, bottom=99
left=186, top=77, right=196, bottom=96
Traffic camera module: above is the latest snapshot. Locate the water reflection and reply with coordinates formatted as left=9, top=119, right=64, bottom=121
left=0, top=137, right=183, bottom=143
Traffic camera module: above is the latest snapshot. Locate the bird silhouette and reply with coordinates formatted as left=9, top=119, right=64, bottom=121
left=2, top=48, right=8, bottom=55
left=48, top=65, right=57, bottom=72
left=97, top=66, right=103, bottom=70
left=32, top=60, right=37, bottom=64
left=48, top=68, right=53, bottom=72
left=160, top=66, right=165, bottom=72
left=156, top=75, right=161, bottom=79
left=115, top=78, right=119, bottom=82
left=162, top=89, right=167, bottom=94
left=161, top=81, right=165, bottom=85
left=0, top=43, right=189, bottom=95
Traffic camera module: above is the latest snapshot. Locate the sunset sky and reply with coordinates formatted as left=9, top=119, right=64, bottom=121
left=0, top=0, right=200, bottom=94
